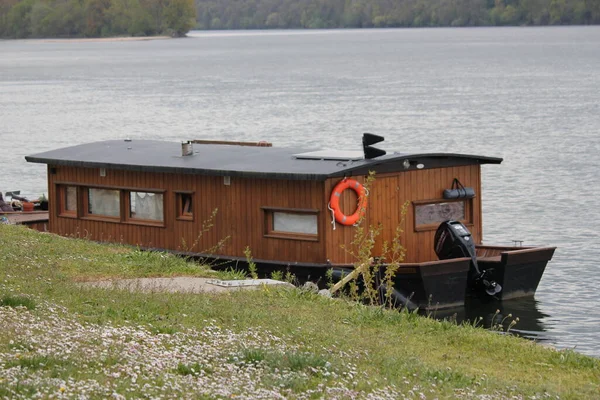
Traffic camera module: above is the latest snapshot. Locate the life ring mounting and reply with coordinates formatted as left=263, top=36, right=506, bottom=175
left=329, top=178, right=367, bottom=226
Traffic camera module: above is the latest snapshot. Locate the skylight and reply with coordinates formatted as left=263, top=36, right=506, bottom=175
left=293, top=150, right=364, bottom=161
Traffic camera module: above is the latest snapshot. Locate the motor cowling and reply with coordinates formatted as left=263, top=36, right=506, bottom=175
left=434, top=220, right=501, bottom=297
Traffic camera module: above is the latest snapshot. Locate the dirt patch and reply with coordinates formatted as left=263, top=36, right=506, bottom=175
left=82, top=277, right=292, bottom=293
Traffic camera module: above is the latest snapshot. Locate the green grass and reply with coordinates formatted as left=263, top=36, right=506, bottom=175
left=4, top=355, right=65, bottom=371
left=215, top=266, right=248, bottom=280
left=0, top=224, right=599, bottom=399
left=233, top=347, right=328, bottom=371
left=0, top=294, right=36, bottom=309
left=175, top=362, right=214, bottom=376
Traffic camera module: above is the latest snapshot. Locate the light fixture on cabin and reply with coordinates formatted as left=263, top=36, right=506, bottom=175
left=224, top=176, right=231, bottom=186
left=417, top=164, right=425, bottom=169
left=403, top=159, right=410, bottom=169
left=100, top=168, right=106, bottom=177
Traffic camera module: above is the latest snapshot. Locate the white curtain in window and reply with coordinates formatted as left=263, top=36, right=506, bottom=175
left=65, top=186, right=77, bottom=211
left=131, top=192, right=163, bottom=221
left=273, top=212, right=317, bottom=234
left=89, top=189, right=120, bottom=217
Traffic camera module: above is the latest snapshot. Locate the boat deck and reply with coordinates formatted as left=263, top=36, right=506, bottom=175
left=1, top=211, right=49, bottom=230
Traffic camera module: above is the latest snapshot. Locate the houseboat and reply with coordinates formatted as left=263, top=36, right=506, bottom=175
left=25, top=134, right=555, bottom=309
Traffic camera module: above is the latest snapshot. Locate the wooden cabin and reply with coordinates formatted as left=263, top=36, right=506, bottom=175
left=26, top=137, right=501, bottom=267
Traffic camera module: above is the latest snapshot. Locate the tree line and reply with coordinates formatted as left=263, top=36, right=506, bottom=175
left=195, top=0, right=600, bottom=30
left=0, top=0, right=196, bottom=38
left=1, top=0, right=599, bottom=38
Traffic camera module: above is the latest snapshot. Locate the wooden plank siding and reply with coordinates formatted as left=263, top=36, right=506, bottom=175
left=46, top=164, right=482, bottom=266
left=47, top=165, right=327, bottom=264
left=324, top=165, right=482, bottom=264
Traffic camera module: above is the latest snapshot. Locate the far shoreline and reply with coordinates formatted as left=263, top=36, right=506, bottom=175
left=3, top=25, right=598, bottom=43
left=33, top=35, right=174, bottom=43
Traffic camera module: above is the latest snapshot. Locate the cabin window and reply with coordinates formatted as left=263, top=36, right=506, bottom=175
left=274, top=212, right=318, bottom=234
left=86, top=188, right=120, bottom=218
left=176, top=192, right=194, bottom=221
left=58, top=185, right=77, bottom=217
left=127, top=191, right=164, bottom=223
left=263, top=207, right=319, bottom=241
left=413, top=199, right=472, bottom=231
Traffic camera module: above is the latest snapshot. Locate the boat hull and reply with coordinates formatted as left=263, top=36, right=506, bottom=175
left=178, top=251, right=471, bottom=310
left=136, top=245, right=556, bottom=310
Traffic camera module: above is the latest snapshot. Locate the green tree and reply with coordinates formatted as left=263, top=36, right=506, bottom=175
left=30, top=1, right=57, bottom=37
left=519, top=0, right=549, bottom=25
left=6, top=0, right=35, bottom=37
left=549, top=0, right=573, bottom=24
left=83, top=0, right=111, bottom=36
left=590, top=0, right=600, bottom=23
left=57, top=0, right=86, bottom=36
left=341, top=0, right=365, bottom=27
left=265, top=11, right=280, bottom=27
left=163, top=0, right=195, bottom=35
left=141, top=0, right=166, bottom=32
left=501, top=4, right=519, bottom=23
left=572, top=0, right=587, bottom=24
left=0, top=0, right=20, bottom=36
left=105, top=0, right=153, bottom=35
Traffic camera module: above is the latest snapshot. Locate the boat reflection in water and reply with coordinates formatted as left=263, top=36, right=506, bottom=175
left=426, top=296, right=551, bottom=342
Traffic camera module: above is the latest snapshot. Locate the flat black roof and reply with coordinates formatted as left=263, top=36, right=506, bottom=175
left=26, top=140, right=503, bottom=181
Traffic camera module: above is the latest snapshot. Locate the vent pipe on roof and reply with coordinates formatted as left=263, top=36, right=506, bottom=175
left=182, top=141, right=194, bottom=156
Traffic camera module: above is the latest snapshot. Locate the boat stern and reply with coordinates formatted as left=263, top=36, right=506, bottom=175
left=477, top=246, right=556, bottom=300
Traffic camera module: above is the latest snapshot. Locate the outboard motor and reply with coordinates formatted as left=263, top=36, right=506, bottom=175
left=434, top=220, right=501, bottom=297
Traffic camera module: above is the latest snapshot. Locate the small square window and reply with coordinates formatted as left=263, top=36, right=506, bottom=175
left=176, top=192, right=194, bottom=221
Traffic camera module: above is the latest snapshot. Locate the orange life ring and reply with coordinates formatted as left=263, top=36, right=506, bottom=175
left=329, top=178, right=367, bottom=226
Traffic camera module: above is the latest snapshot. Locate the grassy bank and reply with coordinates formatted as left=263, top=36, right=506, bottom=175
left=0, top=225, right=598, bottom=399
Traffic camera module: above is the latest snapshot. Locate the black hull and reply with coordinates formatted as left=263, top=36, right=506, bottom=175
left=160, top=245, right=555, bottom=310
left=329, top=258, right=471, bottom=310
left=390, top=259, right=470, bottom=310
left=174, top=250, right=471, bottom=310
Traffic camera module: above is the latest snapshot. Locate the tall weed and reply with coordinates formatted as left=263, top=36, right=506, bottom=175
left=337, top=171, right=409, bottom=309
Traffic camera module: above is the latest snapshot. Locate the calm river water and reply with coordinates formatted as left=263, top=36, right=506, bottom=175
left=1, top=27, right=599, bottom=356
